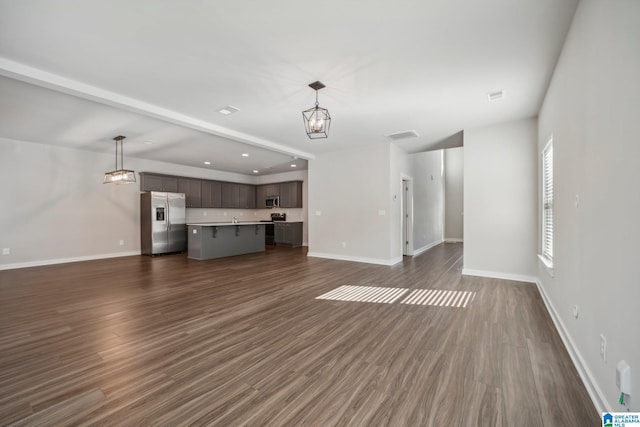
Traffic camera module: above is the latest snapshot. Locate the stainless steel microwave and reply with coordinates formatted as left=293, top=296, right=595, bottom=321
left=265, top=195, right=280, bottom=208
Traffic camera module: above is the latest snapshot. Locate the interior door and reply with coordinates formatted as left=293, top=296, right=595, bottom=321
left=402, top=179, right=413, bottom=256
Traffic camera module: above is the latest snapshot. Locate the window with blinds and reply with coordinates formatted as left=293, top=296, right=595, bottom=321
left=542, top=140, right=553, bottom=264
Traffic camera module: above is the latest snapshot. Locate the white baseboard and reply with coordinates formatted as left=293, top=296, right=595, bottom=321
left=411, top=239, right=443, bottom=256
left=444, top=237, right=464, bottom=243
left=535, top=280, right=608, bottom=415
left=307, top=252, right=402, bottom=266
left=461, top=268, right=537, bottom=284
left=0, top=251, right=141, bottom=271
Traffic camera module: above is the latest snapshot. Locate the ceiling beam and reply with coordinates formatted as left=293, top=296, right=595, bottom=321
left=0, top=57, right=315, bottom=160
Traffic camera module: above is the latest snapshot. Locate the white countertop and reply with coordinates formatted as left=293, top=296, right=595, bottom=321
left=187, top=221, right=270, bottom=226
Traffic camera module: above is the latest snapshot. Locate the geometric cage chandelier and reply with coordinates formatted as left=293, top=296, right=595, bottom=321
left=302, top=81, right=331, bottom=139
left=103, top=135, right=136, bottom=184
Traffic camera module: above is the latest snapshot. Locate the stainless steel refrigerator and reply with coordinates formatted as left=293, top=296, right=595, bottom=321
left=140, top=192, right=187, bottom=255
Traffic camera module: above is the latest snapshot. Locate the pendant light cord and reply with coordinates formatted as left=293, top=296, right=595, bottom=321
left=113, top=136, right=126, bottom=170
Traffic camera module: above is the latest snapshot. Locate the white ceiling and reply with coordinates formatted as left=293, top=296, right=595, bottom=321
left=0, top=0, right=578, bottom=175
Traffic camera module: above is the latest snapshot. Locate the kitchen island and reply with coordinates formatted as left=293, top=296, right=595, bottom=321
left=187, top=222, right=268, bottom=260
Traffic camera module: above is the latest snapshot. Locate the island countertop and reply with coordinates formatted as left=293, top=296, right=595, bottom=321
left=187, top=221, right=270, bottom=226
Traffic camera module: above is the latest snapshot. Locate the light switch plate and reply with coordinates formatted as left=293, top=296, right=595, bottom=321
left=2, top=248, right=9, bottom=255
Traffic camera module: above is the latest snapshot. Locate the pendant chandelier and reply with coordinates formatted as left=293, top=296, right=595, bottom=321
left=103, top=135, right=136, bottom=184
left=302, top=81, right=331, bottom=139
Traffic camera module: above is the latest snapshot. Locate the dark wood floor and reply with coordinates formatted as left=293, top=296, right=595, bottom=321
left=0, top=243, right=597, bottom=426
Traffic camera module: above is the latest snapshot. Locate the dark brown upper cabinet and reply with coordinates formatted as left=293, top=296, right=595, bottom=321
left=178, top=178, right=202, bottom=208
left=139, top=173, right=179, bottom=193
left=279, top=181, right=303, bottom=208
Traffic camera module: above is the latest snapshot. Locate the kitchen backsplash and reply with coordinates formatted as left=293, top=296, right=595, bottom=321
left=186, top=208, right=305, bottom=223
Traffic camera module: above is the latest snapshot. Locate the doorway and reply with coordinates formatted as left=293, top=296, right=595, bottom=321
left=401, top=177, right=413, bottom=256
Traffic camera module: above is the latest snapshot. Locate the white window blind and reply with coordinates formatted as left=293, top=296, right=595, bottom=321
left=542, top=141, right=553, bottom=263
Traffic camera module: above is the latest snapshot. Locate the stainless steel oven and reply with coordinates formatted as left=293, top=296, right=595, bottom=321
left=260, top=221, right=275, bottom=245
left=261, top=213, right=286, bottom=246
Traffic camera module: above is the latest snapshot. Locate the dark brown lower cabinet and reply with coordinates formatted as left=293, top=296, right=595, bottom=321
left=274, top=222, right=303, bottom=247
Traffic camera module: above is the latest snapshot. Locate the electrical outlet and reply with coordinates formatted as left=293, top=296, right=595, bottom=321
left=203, top=211, right=207, bottom=217
left=573, top=305, right=579, bottom=318
left=341, top=241, right=347, bottom=248
left=600, top=334, right=607, bottom=362
left=2, top=248, right=10, bottom=255
left=119, top=240, right=125, bottom=246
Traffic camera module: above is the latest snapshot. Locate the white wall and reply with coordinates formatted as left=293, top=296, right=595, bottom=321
left=307, top=143, right=396, bottom=265
left=537, top=0, right=640, bottom=412
left=463, top=118, right=538, bottom=281
left=410, top=150, right=445, bottom=254
left=444, top=147, right=464, bottom=241
left=307, top=143, right=445, bottom=265
left=0, top=137, right=303, bottom=268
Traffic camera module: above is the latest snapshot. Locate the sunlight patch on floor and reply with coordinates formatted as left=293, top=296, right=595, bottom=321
left=315, top=285, right=409, bottom=304
left=316, top=286, right=476, bottom=308
left=400, top=289, right=475, bottom=307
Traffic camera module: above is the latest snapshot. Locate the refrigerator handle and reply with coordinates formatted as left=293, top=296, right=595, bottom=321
left=167, top=202, right=171, bottom=231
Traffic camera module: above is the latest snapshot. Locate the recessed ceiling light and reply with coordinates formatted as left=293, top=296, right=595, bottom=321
left=291, top=164, right=297, bottom=168
left=204, top=161, right=211, bottom=165
left=217, top=105, right=240, bottom=115
left=242, top=153, right=249, bottom=157
left=488, top=90, right=505, bottom=101
left=253, top=170, right=259, bottom=173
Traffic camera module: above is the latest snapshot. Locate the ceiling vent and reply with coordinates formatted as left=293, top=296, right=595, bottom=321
left=488, top=90, right=505, bottom=101
left=385, top=130, right=420, bottom=141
